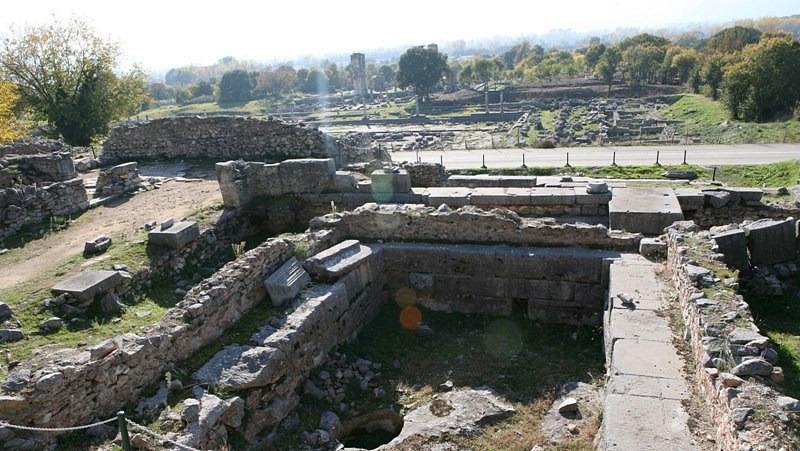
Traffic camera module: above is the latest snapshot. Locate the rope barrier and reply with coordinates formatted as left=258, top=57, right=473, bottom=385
left=125, top=418, right=202, bottom=451
left=0, top=416, right=117, bottom=432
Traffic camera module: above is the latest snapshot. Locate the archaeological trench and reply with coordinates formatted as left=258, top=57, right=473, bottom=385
left=1, top=117, right=800, bottom=450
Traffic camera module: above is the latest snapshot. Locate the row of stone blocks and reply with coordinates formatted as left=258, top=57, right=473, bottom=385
left=194, top=239, right=387, bottom=440
left=379, top=242, right=619, bottom=325
left=712, top=217, right=798, bottom=274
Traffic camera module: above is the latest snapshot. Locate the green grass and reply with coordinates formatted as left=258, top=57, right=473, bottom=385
left=138, top=99, right=270, bottom=120
left=277, top=301, right=603, bottom=450
left=660, top=94, right=800, bottom=144
left=451, top=160, right=800, bottom=187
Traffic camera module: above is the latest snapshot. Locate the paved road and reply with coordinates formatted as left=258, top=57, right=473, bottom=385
left=391, top=143, right=800, bottom=169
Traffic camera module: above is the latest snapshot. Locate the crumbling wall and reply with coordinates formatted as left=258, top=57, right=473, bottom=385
left=666, top=226, right=799, bottom=451
left=401, top=162, right=448, bottom=187
left=311, top=203, right=641, bottom=251
left=94, top=162, right=143, bottom=197
left=0, top=139, right=89, bottom=157
left=0, top=178, right=88, bottom=240
left=380, top=242, right=614, bottom=324
left=0, top=239, right=293, bottom=434
left=101, top=116, right=374, bottom=166
left=0, top=153, right=77, bottom=187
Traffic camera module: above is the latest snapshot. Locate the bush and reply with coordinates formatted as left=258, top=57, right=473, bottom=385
left=533, top=140, right=556, bottom=148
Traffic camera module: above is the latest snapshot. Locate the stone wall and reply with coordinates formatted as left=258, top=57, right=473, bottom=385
left=0, top=153, right=76, bottom=187
left=677, top=187, right=800, bottom=228
left=380, top=242, right=615, bottom=324
left=310, top=203, right=641, bottom=251
left=666, top=225, right=799, bottom=451
left=94, top=162, right=142, bottom=197
left=401, top=162, right=448, bottom=187
left=0, top=239, right=293, bottom=435
left=0, top=178, right=88, bottom=241
left=0, top=139, right=88, bottom=157
left=101, top=116, right=376, bottom=167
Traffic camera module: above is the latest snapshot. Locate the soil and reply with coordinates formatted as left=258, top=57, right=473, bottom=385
left=0, top=171, right=221, bottom=289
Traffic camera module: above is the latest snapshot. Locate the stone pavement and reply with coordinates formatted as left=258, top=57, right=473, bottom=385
left=601, top=254, right=697, bottom=450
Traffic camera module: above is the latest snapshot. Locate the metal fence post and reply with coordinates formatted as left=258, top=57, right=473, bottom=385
left=683, top=150, right=687, bottom=165
left=612, top=151, right=616, bottom=166
left=481, top=154, right=487, bottom=169
left=566, top=152, right=570, bottom=167
left=118, top=411, right=132, bottom=451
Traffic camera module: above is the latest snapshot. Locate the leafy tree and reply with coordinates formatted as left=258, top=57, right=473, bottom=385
left=0, top=17, right=148, bottom=145
left=583, top=44, right=607, bottom=71
left=325, top=63, right=342, bottom=92
left=668, top=48, right=700, bottom=84
left=165, top=68, right=196, bottom=86
left=460, top=56, right=504, bottom=111
left=0, top=81, right=24, bottom=142
left=190, top=81, right=214, bottom=98
left=689, top=69, right=702, bottom=94
left=301, top=69, right=328, bottom=94
left=701, top=56, right=724, bottom=100
left=175, top=87, right=192, bottom=105
left=378, top=65, right=396, bottom=91
left=295, top=68, right=310, bottom=92
left=707, top=26, right=762, bottom=53
left=218, top=69, right=254, bottom=103
left=149, top=83, right=176, bottom=101
left=618, top=33, right=671, bottom=51
left=594, top=47, right=621, bottom=95
left=256, top=66, right=296, bottom=97
left=722, top=36, right=800, bottom=121
left=621, top=45, right=665, bottom=90
left=397, top=45, right=448, bottom=112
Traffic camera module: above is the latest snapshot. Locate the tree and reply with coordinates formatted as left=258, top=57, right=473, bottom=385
left=701, top=56, right=724, bottom=100
left=0, top=17, right=148, bottom=145
left=295, top=68, right=309, bottom=92
left=460, top=56, right=504, bottom=112
left=621, top=45, right=664, bottom=91
left=218, top=69, right=254, bottom=103
left=190, top=81, right=214, bottom=98
left=397, top=45, right=448, bottom=113
left=618, top=33, right=671, bottom=51
left=583, top=44, right=607, bottom=72
left=707, top=26, right=762, bottom=54
left=149, top=83, right=176, bottom=101
left=325, top=63, right=342, bottom=92
left=301, top=69, right=328, bottom=94
left=378, top=65, right=396, bottom=91
left=594, top=47, right=620, bottom=95
left=0, top=81, right=24, bottom=142
left=722, top=36, right=800, bottom=121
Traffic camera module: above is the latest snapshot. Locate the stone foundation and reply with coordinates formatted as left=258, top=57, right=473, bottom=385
left=0, top=178, right=88, bottom=240
left=94, top=162, right=143, bottom=197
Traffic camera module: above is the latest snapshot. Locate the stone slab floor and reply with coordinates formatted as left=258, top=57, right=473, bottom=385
left=602, top=254, right=698, bottom=450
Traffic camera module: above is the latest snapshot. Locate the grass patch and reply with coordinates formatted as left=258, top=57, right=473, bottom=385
left=278, top=301, right=603, bottom=450
left=0, top=214, right=81, bottom=251
left=715, top=160, right=800, bottom=188
left=660, top=94, right=800, bottom=144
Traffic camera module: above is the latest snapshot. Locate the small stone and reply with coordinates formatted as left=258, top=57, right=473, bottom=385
left=0, top=302, right=13, bottom=322
left=617, top=292, right=636, bottom=308
left=557, top=397, right=579, bottom=415
left=705, top=368, right=719, bottom=378
left=719, top=372, right=744, bottom=388
left=777, top=396, right=800, bottom=412
left=112, top=264, right=128, bottom=272
left=566, top=423, right=579, bottom=434
left=168, top=378, right=183, bottom=392
left=99, top=293, right=126, bottom=315
left=39, top=317, right=63, bottom=334
left=438, top=380, right=454, bottom=392
left=0, top=329, right=24, bottom=343
left=771, top=367, right=785, bottom=383
left=731, top=407, right=753, bottom=429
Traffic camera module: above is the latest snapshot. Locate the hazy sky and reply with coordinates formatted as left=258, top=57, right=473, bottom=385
left=2, top=0, right=798, bottom=70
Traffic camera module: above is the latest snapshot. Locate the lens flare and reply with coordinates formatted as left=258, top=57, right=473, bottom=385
left=399, top=305, right=422, bottom=330
left=481, top=318, right=523, bottom=364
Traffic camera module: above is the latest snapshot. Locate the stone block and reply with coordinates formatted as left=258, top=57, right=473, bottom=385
left=263, top=257, right=311, bottom=306
left=674, top=188, right=704, bottom=212
left=712, top=228, right=750, bottom=275
left=424, top=187, right=470, bottom=207
left=52, top=270, right=123, bottom=301
left=745, top=218, right=797, bottom=266
left=497, top=176, right=537, bottom=188
left=331, top=171, right=357, bottom=192
left=639, top=237, right=666, bottom=260
left=721, top=187, right=763, bottom=203
left=602, top=394, right=695, bottom=451
left=84, top=234, right=112, bottom=256
left=278, top=158, right=336, bottom=194
left=445, top=175, right=502, bottom=188
left=371, top=169, right=411, bottom=195
left=148, top=221, right=199, bottom=249
left=608, top=188, right=684, bottom=235
left=304, top=240, right=373, bottom=280
left=529, top=188, right=576, bottom=205
left=703, top=190, right=732, bottom=208
left=469, top=188, right=529, bottom=206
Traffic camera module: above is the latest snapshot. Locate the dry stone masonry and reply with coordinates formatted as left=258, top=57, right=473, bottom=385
left=94, top=162, right=143, bottom=197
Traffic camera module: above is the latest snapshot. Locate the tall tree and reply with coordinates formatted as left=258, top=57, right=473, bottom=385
left=707, top=26, right=762, bottom=54
left=701, top=56, right=724, bottom=100
left=397, top=45, right=448, bottom=113
left=218, top=69, right=254, bottom=103
left=594, top=47, right=621, bottom=96
left=460, top=56, right=504, bottom=112
left=0, top=17, right=148, bottom=145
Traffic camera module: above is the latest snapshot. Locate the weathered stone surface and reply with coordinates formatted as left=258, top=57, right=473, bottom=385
left=586, top=182, right=608, bottom=194
left=304, top=240, right=373, bottom=280
left=51, top=270, right=123, bottom=301
left=193, top=345, right=287, bottom=391
left=609, top=188, right=684, bottom=235
left=0, top=329, right=24, bottom=343
left=712, top=228, right=750, bottom=275
left=639, top=237, right=666, bottom=260
left=0, top=178, right=88, bottom=240
left=731, top=358, right=773, bottom=377
left=148, top=221, right=200, bottom=250
left=602, top=394, right=696, bottom=451
left=263, top=257, right=310, bottom=306
left=704, top=190, right=732, bottom=208
left=95, top=162, right=142, bottom=197
left=381, top=388, right=515, bottom=448
left=540, top=382, right=602, bottom=445
left=744, top=218, right=797, bottom=266
left=84, top=234, right=112, bottom=256
left=675, top=188, right=704, bottom=212
left=0, top=303, right=12, bottom=322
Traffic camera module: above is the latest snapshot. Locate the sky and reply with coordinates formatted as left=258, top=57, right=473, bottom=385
left=1, top=0, right=798, bottom=71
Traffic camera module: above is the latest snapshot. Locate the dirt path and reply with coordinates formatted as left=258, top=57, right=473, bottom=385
left=0, top=179, right=221, bottom=289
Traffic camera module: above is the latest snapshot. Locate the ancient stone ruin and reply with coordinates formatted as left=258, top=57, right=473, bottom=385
left=2, top=120, right=800, bottom=451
